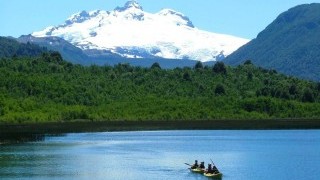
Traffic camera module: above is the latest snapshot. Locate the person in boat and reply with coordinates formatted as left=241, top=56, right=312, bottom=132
left=191, top=160, right=199, bottom=169
left=199, top=162, right=205, bottom=169
left=206, top=164, right=214, bottom=174
left=212, top=164, right=220, bottom=174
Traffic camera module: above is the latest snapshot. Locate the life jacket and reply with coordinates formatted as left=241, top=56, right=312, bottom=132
left=212, top=166, right=219, bottom=173
left=191, top=163, right=199, bottom=169
left=199, top=163, right=205, bottom=169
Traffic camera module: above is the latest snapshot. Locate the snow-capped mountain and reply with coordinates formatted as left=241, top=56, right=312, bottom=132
left=32, top=1, right=249, bottom=62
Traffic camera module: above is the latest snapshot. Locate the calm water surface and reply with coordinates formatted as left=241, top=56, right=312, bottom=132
left=0, top=130, right=320, bottom=180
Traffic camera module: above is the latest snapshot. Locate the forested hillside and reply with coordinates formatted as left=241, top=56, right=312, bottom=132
left=225, top=3, right=320, bottom=81
left=1, top=52, right=320, bottom=123
left=0, top=37, right=46, bottom=58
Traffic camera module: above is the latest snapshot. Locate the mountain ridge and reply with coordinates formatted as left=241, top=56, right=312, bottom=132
left=7, top=35, right=213, bottom=69
left=224, top=3, right=320, bottom=81
left=32, top=1, right=249, bottom=62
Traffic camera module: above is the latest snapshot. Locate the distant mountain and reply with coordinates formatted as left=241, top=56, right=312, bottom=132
left=224, top=3, right=320, bottom=81
left=0, top=36, right=46, bottom=58
left=32, top=0, right=248, bottom=62
left=17, top=35, right=94, bottom=65
left=8, top=35, right=210, bottom=68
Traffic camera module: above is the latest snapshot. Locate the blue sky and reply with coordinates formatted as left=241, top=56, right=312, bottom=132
left=1, top=0, right=319, bottom=39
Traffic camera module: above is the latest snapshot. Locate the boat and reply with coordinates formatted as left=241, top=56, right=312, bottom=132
left=203, top=172, right=223, bottom=178
left=186, top=161, right=222, bottom=178
left=189, top=167, right=205, bottom=173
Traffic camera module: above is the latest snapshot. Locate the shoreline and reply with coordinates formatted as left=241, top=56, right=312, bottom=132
left=1, top=119, right=320, bottom=134
left=1, top=119, right=320, bottom=144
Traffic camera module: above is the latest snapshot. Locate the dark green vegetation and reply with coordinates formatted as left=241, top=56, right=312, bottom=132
left=17, top=35, right=93, bottom=65
left=1, top=51, right=320, bottom=124
left=225, top=3, right=320, bottom=81
left=0, top=36, right=46, bottom=58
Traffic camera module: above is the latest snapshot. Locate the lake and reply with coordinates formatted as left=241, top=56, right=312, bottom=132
left=0, top=130, right=320, bottom=180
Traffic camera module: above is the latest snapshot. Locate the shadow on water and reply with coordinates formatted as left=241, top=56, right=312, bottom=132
left=0, top=133, right=64, bottom=144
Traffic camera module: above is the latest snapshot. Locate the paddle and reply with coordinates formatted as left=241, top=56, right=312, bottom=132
left=210, top=158, right=215, bottom=166
left=184, top=163, right=192, bottom=166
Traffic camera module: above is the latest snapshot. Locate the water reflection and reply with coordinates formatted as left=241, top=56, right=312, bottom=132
left=0, top=133, right=47, bottom=144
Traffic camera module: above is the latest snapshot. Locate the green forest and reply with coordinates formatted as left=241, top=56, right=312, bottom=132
left=1, top=51, right=320, bottom=124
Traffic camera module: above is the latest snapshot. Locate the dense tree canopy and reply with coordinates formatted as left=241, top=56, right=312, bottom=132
left=0, top=52, right=320, bottom=123
left=213, top=61, right=227, bottom=75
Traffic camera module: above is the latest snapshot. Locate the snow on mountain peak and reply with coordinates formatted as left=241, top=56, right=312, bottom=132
left=32, top=1, right=249, bottom=62
left=158, top=9, right=194, bottom=28
left=115, top=0, right=143, bottom=12
left=65, top=11, right=90, bottom=25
